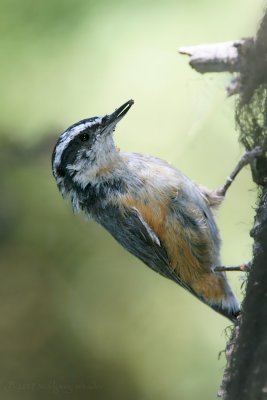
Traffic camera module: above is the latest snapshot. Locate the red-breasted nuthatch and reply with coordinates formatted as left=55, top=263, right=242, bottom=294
left=52, top=100, right=241, bottom=322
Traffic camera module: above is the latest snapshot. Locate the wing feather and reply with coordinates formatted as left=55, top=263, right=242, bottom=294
left=96, top=204, right=196, bottom=295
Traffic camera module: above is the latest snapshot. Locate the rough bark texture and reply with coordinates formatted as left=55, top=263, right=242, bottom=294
left=225, top=190, right=267, bottom=399
left=179, top=8, right=267, bottom=400
left=224, top=10, right=267, bottom=398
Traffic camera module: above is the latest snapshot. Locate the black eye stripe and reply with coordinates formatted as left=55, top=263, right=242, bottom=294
left=55, top=127, right=96, bottom=176
left=57, top=167, right=65, bottom=177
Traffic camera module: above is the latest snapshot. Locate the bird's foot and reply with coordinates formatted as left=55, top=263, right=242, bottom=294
left=214, top=261, right=251, bottom=273
left=216, top=147, right=264, bottom=197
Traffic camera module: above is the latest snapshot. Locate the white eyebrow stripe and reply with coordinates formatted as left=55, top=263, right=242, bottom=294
left=53, top=117, right=102, bottom=172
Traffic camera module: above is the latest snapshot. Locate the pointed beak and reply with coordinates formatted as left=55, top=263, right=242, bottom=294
left=105, top=99, right=134, bottom=126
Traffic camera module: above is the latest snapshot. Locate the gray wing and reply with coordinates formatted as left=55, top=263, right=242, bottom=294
left=96, top=205, right=196, bottom=294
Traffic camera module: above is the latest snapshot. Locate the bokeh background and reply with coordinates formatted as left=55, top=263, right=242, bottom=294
left=0, top=0, right=264, bottom=399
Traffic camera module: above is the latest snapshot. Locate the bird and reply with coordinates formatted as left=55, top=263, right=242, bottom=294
left=52, top=99, right=241, bottom=322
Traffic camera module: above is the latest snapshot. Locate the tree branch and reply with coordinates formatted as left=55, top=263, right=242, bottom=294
left=179, top=38, right=254, bottom=96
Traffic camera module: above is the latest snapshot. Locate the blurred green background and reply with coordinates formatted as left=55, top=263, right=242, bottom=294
left=0, top=0, right=263, bottom=399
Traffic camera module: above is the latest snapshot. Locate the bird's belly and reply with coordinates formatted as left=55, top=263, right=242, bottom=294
left=107, top=165, right=225, bottom=303
left=119, top=193, right=218, bottom=279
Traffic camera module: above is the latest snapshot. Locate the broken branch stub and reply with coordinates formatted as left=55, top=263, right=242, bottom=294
left=178, top=39, right=253, bottom=73
left=179, top=38, right=254, bottom=96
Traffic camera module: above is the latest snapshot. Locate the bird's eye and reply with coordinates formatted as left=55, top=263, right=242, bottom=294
left=79, top=132, right=89, bottom=142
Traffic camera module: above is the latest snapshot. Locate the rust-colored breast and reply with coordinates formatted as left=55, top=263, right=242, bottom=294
left=119, top=193, right=226, bottom=303
left=120, top=195, right=168, bottom=239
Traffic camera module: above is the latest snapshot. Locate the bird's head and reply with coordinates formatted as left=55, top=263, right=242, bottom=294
left=52, top=99, right=134, bottom=194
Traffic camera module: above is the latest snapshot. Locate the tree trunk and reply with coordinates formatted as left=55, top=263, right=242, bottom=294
left=225, top=189, right=267, bottom=399
left=180, top=7, right=267, bottom=399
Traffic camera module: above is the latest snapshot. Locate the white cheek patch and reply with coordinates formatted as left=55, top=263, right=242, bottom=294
left=71, top=135, right=117, bottom=188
